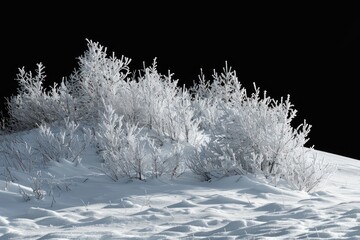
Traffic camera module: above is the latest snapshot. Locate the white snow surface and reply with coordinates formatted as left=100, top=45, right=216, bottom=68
left=1, top=134, right=359, bottom=239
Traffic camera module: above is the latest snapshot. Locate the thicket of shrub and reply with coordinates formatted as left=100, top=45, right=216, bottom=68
left=1, top=39, right=334, bottom=192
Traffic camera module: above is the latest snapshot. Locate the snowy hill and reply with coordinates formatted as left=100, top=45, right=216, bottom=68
left=0, top=135, right=359, bottom=239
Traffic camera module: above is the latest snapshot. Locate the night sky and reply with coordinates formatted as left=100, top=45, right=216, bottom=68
left=2, top=5, right=359, bottom=160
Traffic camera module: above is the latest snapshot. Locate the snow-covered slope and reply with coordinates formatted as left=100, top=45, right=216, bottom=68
left=1, top=141, right=359, bottom=239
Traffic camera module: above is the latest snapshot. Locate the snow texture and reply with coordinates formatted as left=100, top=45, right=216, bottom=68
left=0, top=147, right=359, bottom=239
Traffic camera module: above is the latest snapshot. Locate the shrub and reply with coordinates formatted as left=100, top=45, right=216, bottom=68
left=117, top=59, right=208, bottom=148
left=36, top=118, right=93, bottom=164
left=96, top=103, right=188, bottom=181
left=3, top=39, right=332, bottom=192
left=6, top=63, right=77, bottom=130
left=67, top=39, right=131, bottom=122
left=188, top=63, right=332, bottom=191
left=96, top=104, right=144, bottom=180
left=282, top=147, right=336, bottom=192
left=0, top=134, right=35, bottom=174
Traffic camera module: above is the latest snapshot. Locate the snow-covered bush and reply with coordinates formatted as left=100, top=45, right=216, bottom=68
left=188, top=63, right=332, bottom=191
left=16, top=170, right=71, bottom=203
left=227, top=89, right=312, bottom=176
left=36, top=118, right=93, bottom=164
left=117, top=59, right=207, bottom=147
left=96, top=104, right=188, bottom=181
left=282, top=147, right=336, bottom=192
left=30, top=170, right=46, bottom=200
left=6, top=63, right=77, bottom=130
left=0, top=131, right=79, bottom=202
left=71, top=41, right=207, bottom=146
left=0, top=118, right=92, bottom=174
left=148, top=140, right=184, bottom=179
left=0, top=135, right=35, bottom=174
left=187, top=143, right=245, bottom=181
left=3, top=39, right=332, bottom=192
left=96, top=104, right=144, bottom=180
left=67, top=39, right=131, bottom=122
left=188, top=63, right=248, bottom=179
left=134, top=60, right=179, bottom=134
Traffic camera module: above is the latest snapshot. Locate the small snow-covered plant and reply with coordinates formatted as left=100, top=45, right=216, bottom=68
left=133, top=60, right=179, bottom=136
left=187, top=147, right=213, bottom=181
left=191, top=92, right=225, bottom=132
left=283, top=147, right=336, bottom=192
left=96, top=104, right=127, bottom=180
left=0, top=136, right=35, bottom=173
left=172, top=89, right=208, bottom=148
left=147, top=138, right=186, bottom=179
left=148, top=139, right=167, bottom=178
left=17, top=171, right=68, bottom=202
left=31, top=171, right=46, bottom=200
left=7, top=63, right=51, bottom=130
left=168, top=143, right=186, bottom=178
left=19, top=186, right=31, bottom=202
left=17, top=171, right=47, bottom=201
left=96, top=104, right=147, bottom=180
left=48, top=80, right=79, bottom=122
left=187, top=143, right=245, bottom=181
left=122, top=123, right=147, bottom=180
left=36, top=118, right=92, bottom=164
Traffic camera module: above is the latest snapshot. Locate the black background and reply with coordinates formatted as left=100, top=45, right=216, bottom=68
left=2, top=4, right=359, bottom=160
